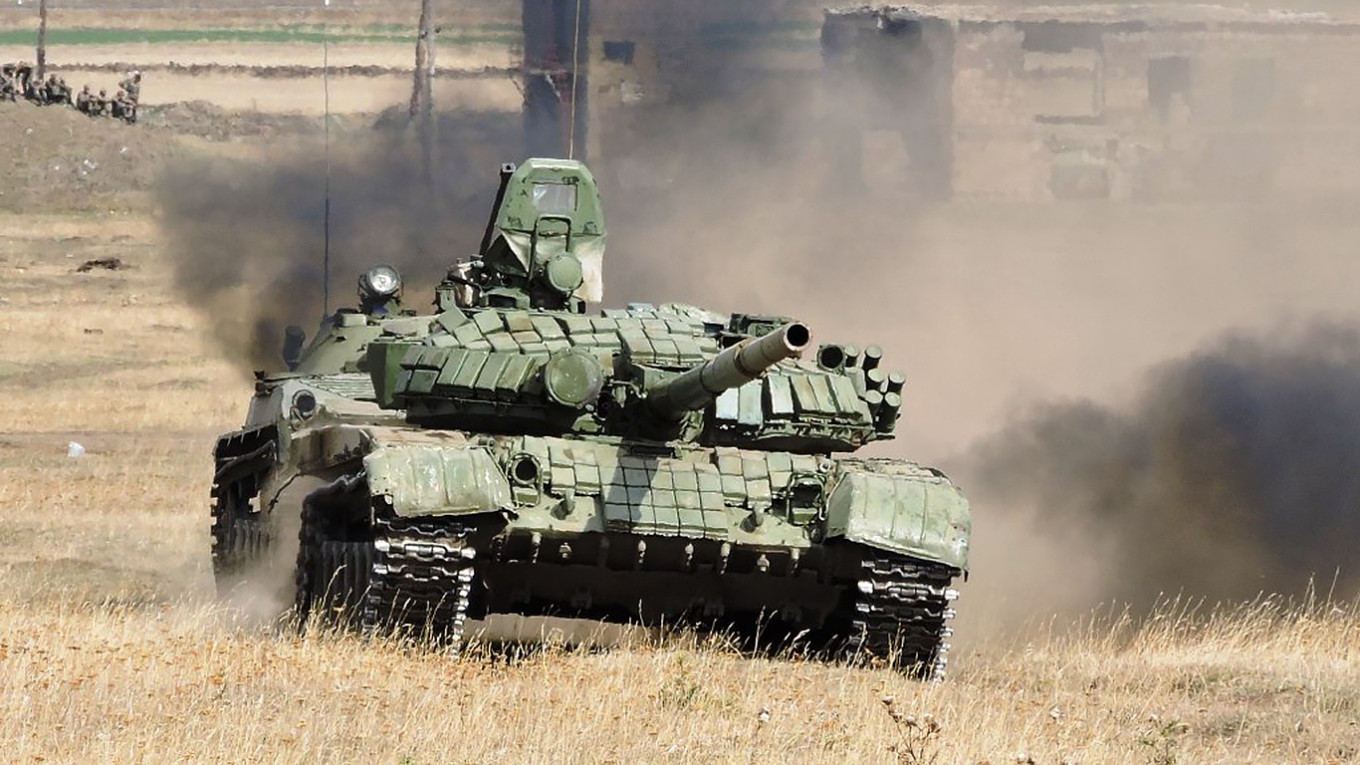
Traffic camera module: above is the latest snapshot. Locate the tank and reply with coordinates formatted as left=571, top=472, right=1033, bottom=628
left=211, top=158, right=971, bottom=679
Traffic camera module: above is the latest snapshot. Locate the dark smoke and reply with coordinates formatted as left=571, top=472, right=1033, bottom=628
left=958, top=321, right=1360, bottom=605
left=158, top=112, right=519, bottom=372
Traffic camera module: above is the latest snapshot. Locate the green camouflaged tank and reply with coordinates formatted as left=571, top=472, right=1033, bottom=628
left=210, top=159, right=970, bottom=679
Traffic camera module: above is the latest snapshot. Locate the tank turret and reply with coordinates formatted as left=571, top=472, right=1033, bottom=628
left=372, top=306, right=902, bottom=452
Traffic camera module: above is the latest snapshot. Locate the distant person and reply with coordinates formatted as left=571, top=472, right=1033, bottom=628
left=14, top=62, right=32, bottom=95
left=24, top=73, right=46, bottom=104
left=111, top=89, right=136, bottom=124
left=93, top=89, right=108, bottom=117
left=45, top=74, right=69, bottom=106
left=0, top=64, right=16, bottom=101
left=118, top=70, right=141, bottom=103
left=75, top=84, right=92, bottom=115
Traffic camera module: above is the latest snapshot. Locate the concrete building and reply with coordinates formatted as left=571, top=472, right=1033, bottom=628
left=821, top=4, right=1360, bottom=201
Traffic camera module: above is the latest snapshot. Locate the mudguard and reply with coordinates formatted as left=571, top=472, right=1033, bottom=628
left=364, top=437, right=514, bottom=518
left=823, top=463, right=971, bottom=571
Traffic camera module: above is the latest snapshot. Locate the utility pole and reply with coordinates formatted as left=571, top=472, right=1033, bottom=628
left=322, top=0, right=332, bottom=317
left=409, top=0, right=435, bottom=119
left=408, top=0, right=438, bottom=186
left=35, top=0, right=48, bottom=82
left=522, top=0, right=589, bottom=159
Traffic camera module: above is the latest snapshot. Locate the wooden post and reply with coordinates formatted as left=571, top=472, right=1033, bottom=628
left=409, top=0, right=437, bottom=186
left=36, top=0, right=48, bottom=81
left=408, top=0, right=434, bottom=120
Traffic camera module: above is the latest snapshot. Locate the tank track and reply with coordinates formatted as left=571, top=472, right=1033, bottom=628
left=296, top=509, right=476, bottom=653
left=365, top=517, right=476, bottom=646
left=209, top=427, right=275, bottom=587
left=847, top=550, right=960, bottom=681
left=210, top=496, right=270, bottom=593
left=293, top=509, right=958, bottom=677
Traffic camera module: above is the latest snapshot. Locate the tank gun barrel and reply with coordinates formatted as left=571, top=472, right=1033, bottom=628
left=646, top=322, right=811, bottom=420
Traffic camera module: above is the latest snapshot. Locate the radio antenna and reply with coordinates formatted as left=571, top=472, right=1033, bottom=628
left=321, top=0, right=333, bottom=317
left=568, top=0, right=582, bottom=159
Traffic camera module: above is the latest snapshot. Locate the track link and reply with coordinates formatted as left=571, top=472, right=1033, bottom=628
left=297, top=509, right=476, bottom=654
left=365, top=518, right=476, bottom=649
left=849, top=551, right=959, bottom=681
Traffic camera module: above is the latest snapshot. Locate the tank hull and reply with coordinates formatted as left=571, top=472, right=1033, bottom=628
left=293, top=504, right=960, bottom=677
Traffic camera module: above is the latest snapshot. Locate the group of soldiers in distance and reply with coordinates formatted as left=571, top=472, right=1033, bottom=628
left=1, top=63, right=141, bottom=124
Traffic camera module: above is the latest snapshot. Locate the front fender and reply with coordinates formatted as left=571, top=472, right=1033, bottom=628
left=364, top=438, right=514, bottom=518
left=823, top=465, right=971, bottom=571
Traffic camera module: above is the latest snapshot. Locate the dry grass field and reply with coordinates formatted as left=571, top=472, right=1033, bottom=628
left=0, top=591, right=1356, bottom=764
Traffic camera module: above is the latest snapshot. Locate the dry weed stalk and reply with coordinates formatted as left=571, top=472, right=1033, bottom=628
left=880, top=695, right=942, bottom=765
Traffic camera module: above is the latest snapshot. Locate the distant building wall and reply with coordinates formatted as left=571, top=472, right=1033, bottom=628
left=824, top=8, right=1360, bottom=202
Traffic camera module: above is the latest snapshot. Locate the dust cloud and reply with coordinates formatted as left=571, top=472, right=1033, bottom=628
left=960, top=321, right=1360, bottom=607
left=158, top=112, right=517, bottom=373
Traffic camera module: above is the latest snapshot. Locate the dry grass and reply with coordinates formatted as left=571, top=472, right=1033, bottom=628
left=1, top=587, right=1356, bottom=763
left=0, top=213, right=247, bottom=432
left=1, top=211, right=1358, bottom=764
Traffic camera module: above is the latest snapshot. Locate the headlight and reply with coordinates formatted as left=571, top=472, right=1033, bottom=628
left=359, top=265, right=402, bottom=298
left=291, top=390, right=318, bottom=420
